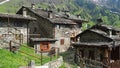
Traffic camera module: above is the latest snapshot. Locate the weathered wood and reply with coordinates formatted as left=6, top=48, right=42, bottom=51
left=111, top=60, right=120, bottom=68
left=9, top=40, right=12, bottom=52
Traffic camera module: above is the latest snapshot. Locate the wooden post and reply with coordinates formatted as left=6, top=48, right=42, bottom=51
left=9, top=40, right=12, bottom=52
left=103, top=48, right=110, bottom=68
left=41, top=52, right=42, bottom=65
left=108, top=47, right=112, bottom=68
left=20, top=34, right=22, bottom=45
left=55, top=48, right=58, bottom=58
left=50, top=55, right=52, bottom=61
left=28, top=60, right=35, bottom=68
left=119, top=46, right=120, bottom=60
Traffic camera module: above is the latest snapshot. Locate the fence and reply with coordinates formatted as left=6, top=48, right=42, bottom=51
left=110, top=60, right=120, bottom=68
left=78, top=57, right=108, bottom=68
left=9, top=41, right=58, bottom=66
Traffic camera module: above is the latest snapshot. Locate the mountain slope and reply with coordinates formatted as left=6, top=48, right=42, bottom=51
left=90, top=0, right=120, bottom=12
left=0, top=0, right=120, bottom=27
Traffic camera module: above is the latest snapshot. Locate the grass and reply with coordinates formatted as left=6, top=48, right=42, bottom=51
left=59, top=63, right=67, bottom=68
left=59, top=63, right=78, bottom=68
left=0, top=0, right=31, bottom=13
left=0, top=44, right=58, bottom=68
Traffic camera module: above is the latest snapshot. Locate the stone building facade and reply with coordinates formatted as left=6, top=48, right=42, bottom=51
left=0, top=13, right=35, bottom=48
left=17, top=5, right=88, bottom=52
left=30, top=38, right=57, bottom=55
left=72, top=24, right=120, bottom=68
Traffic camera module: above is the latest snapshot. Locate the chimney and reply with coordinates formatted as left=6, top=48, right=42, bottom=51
left=23, top=8, right=27, bottom=17
left=48, top=10, right=53, bottom=18
left=97, top=18, right=103, bottom=24
left=31, top=3, right=35, bottom=9
left=109, top=28, right=112, bottom=37
left=76, top=14, right=81, bottom=19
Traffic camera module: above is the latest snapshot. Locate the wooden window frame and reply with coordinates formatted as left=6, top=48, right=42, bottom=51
left=40, top=42, right=50, bottom=52
left=60, top=39, right=64, bottom=45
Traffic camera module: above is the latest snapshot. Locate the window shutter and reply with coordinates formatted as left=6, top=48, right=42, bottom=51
left=40, top=42, right=50, bottom=52
left=60, top=39, right=64, bottom=45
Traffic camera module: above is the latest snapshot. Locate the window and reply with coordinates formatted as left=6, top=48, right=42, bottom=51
left=89, top=50, right=94, bottom=59
left=40, top=42, right=50, bottom=52
left=60, top=39, right=64, bottom=45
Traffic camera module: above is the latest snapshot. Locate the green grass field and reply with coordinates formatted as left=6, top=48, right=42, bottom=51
left=0, top=44, right=58, bottom=68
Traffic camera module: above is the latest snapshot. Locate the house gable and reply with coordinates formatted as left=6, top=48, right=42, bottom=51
left=79, top=30, right=112, bottom=42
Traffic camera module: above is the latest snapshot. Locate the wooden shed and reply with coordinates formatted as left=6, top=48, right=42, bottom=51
left=72, top=24, right=120, bottom=68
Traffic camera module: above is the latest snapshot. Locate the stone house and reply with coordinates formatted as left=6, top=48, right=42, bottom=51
left=16, top=5, right=88, bottom=52
left=72, top=24, right=120, bottom=68
left=0, top=13, right=35, bottom=48
left=30, top=38, right=57, bottom=55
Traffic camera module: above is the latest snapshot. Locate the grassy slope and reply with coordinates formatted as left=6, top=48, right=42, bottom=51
left=0, top=45, right=57, bottom=68
left=0, top=0, right=68, bottom=13
left=1, top=0, right=119, bottom=28
left=0, top=0, right=30, bottom=13
left=0, top=45, right=39, bottom=68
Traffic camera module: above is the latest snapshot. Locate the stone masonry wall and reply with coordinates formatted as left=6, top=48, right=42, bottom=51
left=27, top=10, right=54, bottom=38
left=0, top=19, right=29, bottom=48
left=43, top=56, right=63, bottom=68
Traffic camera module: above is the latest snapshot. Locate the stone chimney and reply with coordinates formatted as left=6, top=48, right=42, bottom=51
left=23, top=8, right=27, bottom=17
left=109, top=28, right=112, bottom=37
left=97, top=18, right=103, bottom=24
left=76, top=14, right=81, bottom=19
left=48, top=10, right=53, bottom=18
left=31, top=3, right=35, bottom=9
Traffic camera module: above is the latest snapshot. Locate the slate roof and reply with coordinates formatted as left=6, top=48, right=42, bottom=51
left=34, top=8, right=53, bottom=18
left=17, top=6, right=88, bottom=25
left=47, top=18, right=76, bottom=25
left=76, top=29, right=111, bottom=40
left=72, top=42, right=113, bottom=47
left=91, top=24, right=120, bottom=32
left=74, top=24, right=120, bottom=47
left=30, top=38, right=57, bottom=42
left=72, top=40, right=120, bottom=47
left=90, top=29, right=108, bottom=36
left=0, top=13, right=36, bottom=20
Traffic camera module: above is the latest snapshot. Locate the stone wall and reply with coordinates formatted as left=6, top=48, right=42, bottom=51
left=0, top=19, right=29, bottom=48
left=34, top=42, right=56, bottom=55
left=19, top=56, right=63, bottom=68
left=55, top=25, right=75, bottom=52
left=27, top=10, right=54, bottom=38
left=43, top=56, right=63, bottom=68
